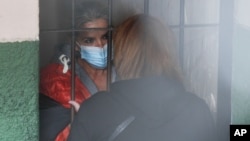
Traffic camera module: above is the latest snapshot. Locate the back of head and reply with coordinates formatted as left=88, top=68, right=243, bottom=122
left=75, top=1, right=108, bottom=28
left=113, top=14, right=182, bottom=82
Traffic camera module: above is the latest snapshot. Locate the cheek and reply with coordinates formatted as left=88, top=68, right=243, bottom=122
left=102, top=37, right=108, bottom=42
left=102, top=39, right=108, bottom=44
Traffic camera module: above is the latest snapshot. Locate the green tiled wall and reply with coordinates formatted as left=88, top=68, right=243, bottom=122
left=0, top=41, right=39, bottom=141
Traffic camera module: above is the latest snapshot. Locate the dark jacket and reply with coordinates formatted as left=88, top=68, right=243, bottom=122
left=68, top=76, right=218, bottom=141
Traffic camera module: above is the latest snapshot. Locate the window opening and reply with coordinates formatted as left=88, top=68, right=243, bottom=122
left=40, top=1, right=233, bottom=140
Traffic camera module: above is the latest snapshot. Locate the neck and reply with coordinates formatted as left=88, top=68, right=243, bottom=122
left=77, top=58, right=107, bottom=91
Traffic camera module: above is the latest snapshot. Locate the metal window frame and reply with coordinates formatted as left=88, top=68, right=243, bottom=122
left=41, top=1, right=233, bottom=138
left=153, top=0, right=232, bottom=140
left=177, top=0, right=233, bottom=140
left=217, top=0, right=233, bottom=140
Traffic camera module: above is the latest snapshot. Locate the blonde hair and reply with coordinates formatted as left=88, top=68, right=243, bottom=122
left=113, top=14, right=182, bottom=82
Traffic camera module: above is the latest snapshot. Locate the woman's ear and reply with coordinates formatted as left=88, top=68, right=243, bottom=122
left=74, top=42, right=81, bottom=58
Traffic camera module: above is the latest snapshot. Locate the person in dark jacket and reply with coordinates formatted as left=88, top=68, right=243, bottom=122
left=68, top=14, right=218, bottom=141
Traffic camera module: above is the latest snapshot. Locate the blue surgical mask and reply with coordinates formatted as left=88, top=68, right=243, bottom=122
left=79, top=44, right=107, bottom=69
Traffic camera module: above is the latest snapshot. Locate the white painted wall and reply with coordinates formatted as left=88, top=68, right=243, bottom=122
left=0, top=0, right=39, bottom=42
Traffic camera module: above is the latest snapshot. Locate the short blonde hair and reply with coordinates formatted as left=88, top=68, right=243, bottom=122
left=113, top=14, right=182, bottom=81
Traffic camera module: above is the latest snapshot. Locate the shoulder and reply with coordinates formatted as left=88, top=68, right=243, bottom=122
left=73, top=91, right=127, bottom=133
left=178, top=92, right=216, bottom=131
left=76, top=90, right=129, bottom=122
left=171, top=92, right=217, bottom=140
left=186, top=92, right=210, bottom=111
left=177, top=91, right=212, bottom=117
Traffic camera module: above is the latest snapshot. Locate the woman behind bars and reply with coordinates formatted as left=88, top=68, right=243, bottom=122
left=39, top=1, right=114, bottom=141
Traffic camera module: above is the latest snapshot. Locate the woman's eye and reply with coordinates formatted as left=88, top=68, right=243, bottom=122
left=102, top=35, right=108, bottom=41
left=83, top=38, right=94, bottom=44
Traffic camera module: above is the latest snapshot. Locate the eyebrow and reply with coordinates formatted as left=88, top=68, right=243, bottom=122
left=83, top=36, right=94, bottom=39
left=80, top=31, right=108, bottom=39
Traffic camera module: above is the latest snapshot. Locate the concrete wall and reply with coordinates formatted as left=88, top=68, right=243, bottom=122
left=0, top=0, right=39, bottom=140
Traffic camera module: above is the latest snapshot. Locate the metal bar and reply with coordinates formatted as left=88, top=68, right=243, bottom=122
left=169, top=23, right=219, bottom=28
left=217, top=0, right=233, bottom=140
left=40, top=24, right=219, bottom=33
left=144, top=0, right=149, bottom=14
left=70, top=0, right=76, bottom=124
left=179, top=0, right=185, bottom=69
left=40, top=27, right=113, bottom=33
left=107, top=0, right=113, bottom=92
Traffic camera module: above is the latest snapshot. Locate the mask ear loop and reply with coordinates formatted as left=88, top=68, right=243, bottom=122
left=75, top=41, right=80, bottom=47
left=59, top=54, right=70, bottom=73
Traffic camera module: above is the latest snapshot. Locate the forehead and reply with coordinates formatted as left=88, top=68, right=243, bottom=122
left=81, top=18, right=108, bottom=29
left=78, top=29, right=108, bottom=38
left=78, top=18, right=108, bottom=37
